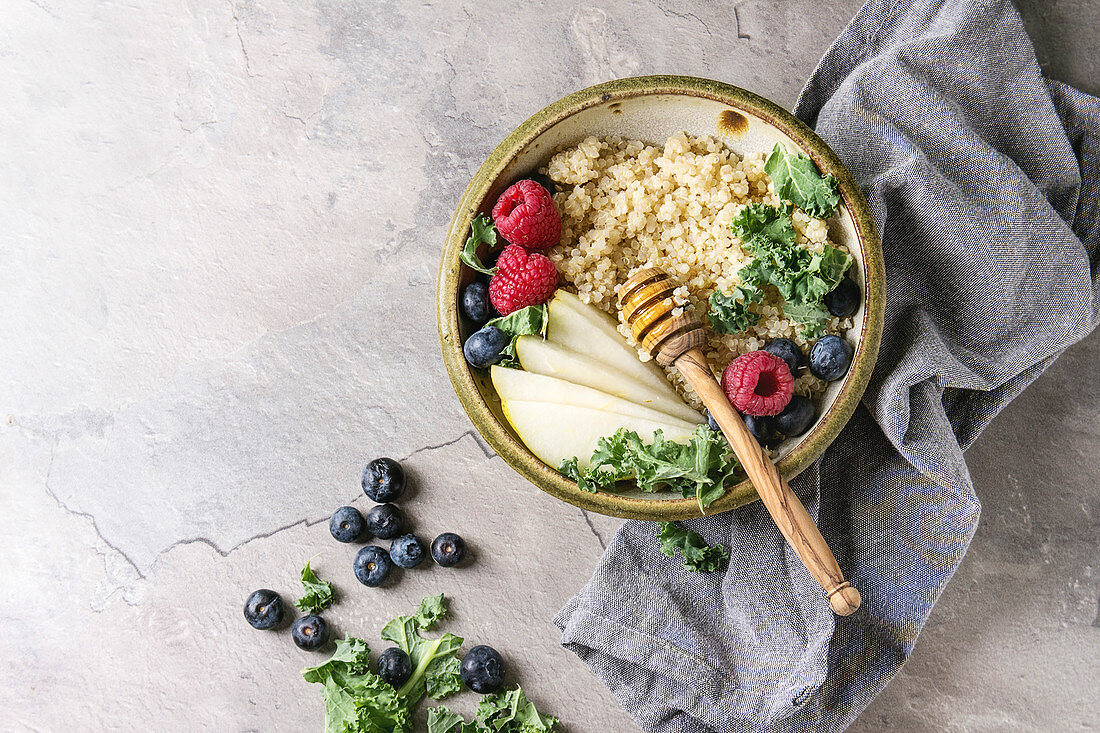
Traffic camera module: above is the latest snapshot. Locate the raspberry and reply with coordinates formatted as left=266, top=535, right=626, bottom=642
left=721, top=351, right=794, bottom=417
left=488, top=244, right=558, bottom=315
left=492, top=179, right=562, bottom=250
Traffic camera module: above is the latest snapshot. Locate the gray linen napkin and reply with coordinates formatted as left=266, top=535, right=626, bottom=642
left=553, top=0, right=1100, bottom=730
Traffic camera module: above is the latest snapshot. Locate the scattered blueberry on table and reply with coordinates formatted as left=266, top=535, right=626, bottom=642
left=389, top=533, right=426, bottom=569
left=775, top=394, right=817, bottom=438
left=809, top=334, right=854, bottom=381
left=362, top=457, right=406, bottom=503
left=244, top=588, right=284, bottom=630
left=292, top=615, right=329, bottom=651
left=824, top=275, right=861, bottom=318
left=364, top=503, right=405, bottom=540
left=431, top=532, right=467, bottom=567
left=353, top=545, right=393, bottom=587
left=329, top=505, right=366, bottom=543
left=763, top=338, right=805, bottom=376
left=461, top=644, right=506, bottom=694
left=463, top=325, right=510, bottom=368
left=377, top=647, right=412, bottom=687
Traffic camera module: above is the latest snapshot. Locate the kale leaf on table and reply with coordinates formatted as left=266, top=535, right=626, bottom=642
left=656, top=522, right=731, bottom=573
left=380, top=594, right=464, bottom=704
left=295, top=560, right=335, bottom=615
left=427, top=687, right=559, bottom=733
left=302, top=595, right=463, bottom=733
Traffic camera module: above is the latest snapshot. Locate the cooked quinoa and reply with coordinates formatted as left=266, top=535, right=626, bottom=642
left=542, top=131, right=855, bottom=411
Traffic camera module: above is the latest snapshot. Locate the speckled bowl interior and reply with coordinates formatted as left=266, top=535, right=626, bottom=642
left=437, top=75, right=884, bottom=520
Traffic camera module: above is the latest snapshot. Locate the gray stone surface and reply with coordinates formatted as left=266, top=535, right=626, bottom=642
left=2, top=1, right=1096, bottom=731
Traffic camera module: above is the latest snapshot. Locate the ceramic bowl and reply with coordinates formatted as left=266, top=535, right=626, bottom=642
left=437, top=75, right=884, bottom=520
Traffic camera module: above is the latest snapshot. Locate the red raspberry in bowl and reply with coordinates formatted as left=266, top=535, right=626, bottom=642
left=492, top=179, right=562, bottom=250
left=721, top=351, right=795, bottom=417
left=488, top=244, right=558, bottom=315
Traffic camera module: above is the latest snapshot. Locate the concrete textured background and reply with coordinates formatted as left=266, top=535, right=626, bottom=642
left=3, top=1, right=1097, bottom=731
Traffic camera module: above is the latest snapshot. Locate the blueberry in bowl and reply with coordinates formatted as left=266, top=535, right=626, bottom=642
left=362, top=457, right=406, bottom=503
left=463, top=326, right=510, bottom=369
left=824, top=275, right=861, bottom=318
left=353, top=545, right=393, bottom=587
left=389, top=534, right=426, bottom=569
left=244, top=589, right=284, bottom=630
left=809, top=335, right=854, bottom=382
left=763, top=338, right=805, bottom=376
left=461, top=281, right=495, bottom=325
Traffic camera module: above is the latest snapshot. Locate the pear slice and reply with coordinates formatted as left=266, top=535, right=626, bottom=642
left=491, top=366, right=698, bottom=425
left=547, top=290, right=674, bottom=394
left=498, top=398, right=699, bottom=470
left=514, top=336, right=702, bottom=424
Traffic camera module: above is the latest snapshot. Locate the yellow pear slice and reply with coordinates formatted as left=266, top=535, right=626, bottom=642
left=498, top=399, right=699, bottom=470
left=514, top=336, right=702, bottom=424
left=491, top=365, right=700, bottom=469
left=547, top=291, right=673, bottom=394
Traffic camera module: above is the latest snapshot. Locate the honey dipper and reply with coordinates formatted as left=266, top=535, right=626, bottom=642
left=618, top=267, right=861, bottom=616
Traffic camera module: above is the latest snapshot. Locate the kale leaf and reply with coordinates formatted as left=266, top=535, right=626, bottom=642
left=559, top=425, right=740, bottom=511
left=302, top=596, right=463, bottom=733
left=764, top=143, right=840, bottom=218
left=295, top=560, right=335, bottom=615
left=483, top=304, right=548, bottom=368
left=380, top=594, right=464, bottom=705
left=719, top=203, right=852, bottom=337
left=460, top=215, right=500, bottom=275
left=656, top=522, right=731, bottom=573
left=427, top=687, right=559, bottom=733
left=708, top=285, right=763, bottom=335
left=302, top=637, right=411, bottom=733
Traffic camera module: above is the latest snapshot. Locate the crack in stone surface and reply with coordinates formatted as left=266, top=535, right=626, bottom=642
left=40, top=440, right=148, bottom=581
left=579, top=508, right=608, bottom=550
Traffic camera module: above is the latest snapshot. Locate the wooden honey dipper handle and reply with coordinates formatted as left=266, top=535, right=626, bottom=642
left=675, top=349, right=861, bottom=616
left=618, top=267, right=860, bottom=616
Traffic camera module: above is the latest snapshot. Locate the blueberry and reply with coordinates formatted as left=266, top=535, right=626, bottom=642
left=744, top=414, right=780, bottom=446
left=362, top=457, right=406, bottom=503
left=461, top=645, right=506, bottom=694
left=763, top=338, right=805, bottom=376
left=809, top=335, right=854, bottom=381
left=461, top=282, right=495, bottom=325
left=364, top=503, right=405, bottom=540
left=329, top=506, right=366, bottom=543
left=529, top=173, right=557, bottom=196
left=824, top=275, right=861, bottom=318
left=463, top=326, right=510, bottom=369
left=244, top=589, right=284, bottom=630
left=353, top=545, right=393, bottom=587
left=705, top=410, right=720, bottom=432
left=389, top=534, right=426, bottom=569
left=431, top=533, right=467, bottom=567
left=774, top=395, right=816, bottom=438
left=377, top=647, right=412, bottom=687
left=292, top=614, right=329, bottom=651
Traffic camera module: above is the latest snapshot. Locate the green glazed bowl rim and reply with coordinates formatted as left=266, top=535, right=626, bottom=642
left=436, top=75, right=884, bottom=520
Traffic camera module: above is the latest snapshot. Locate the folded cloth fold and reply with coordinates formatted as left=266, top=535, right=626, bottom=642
left=554, top=1, right=1100, bottom=730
